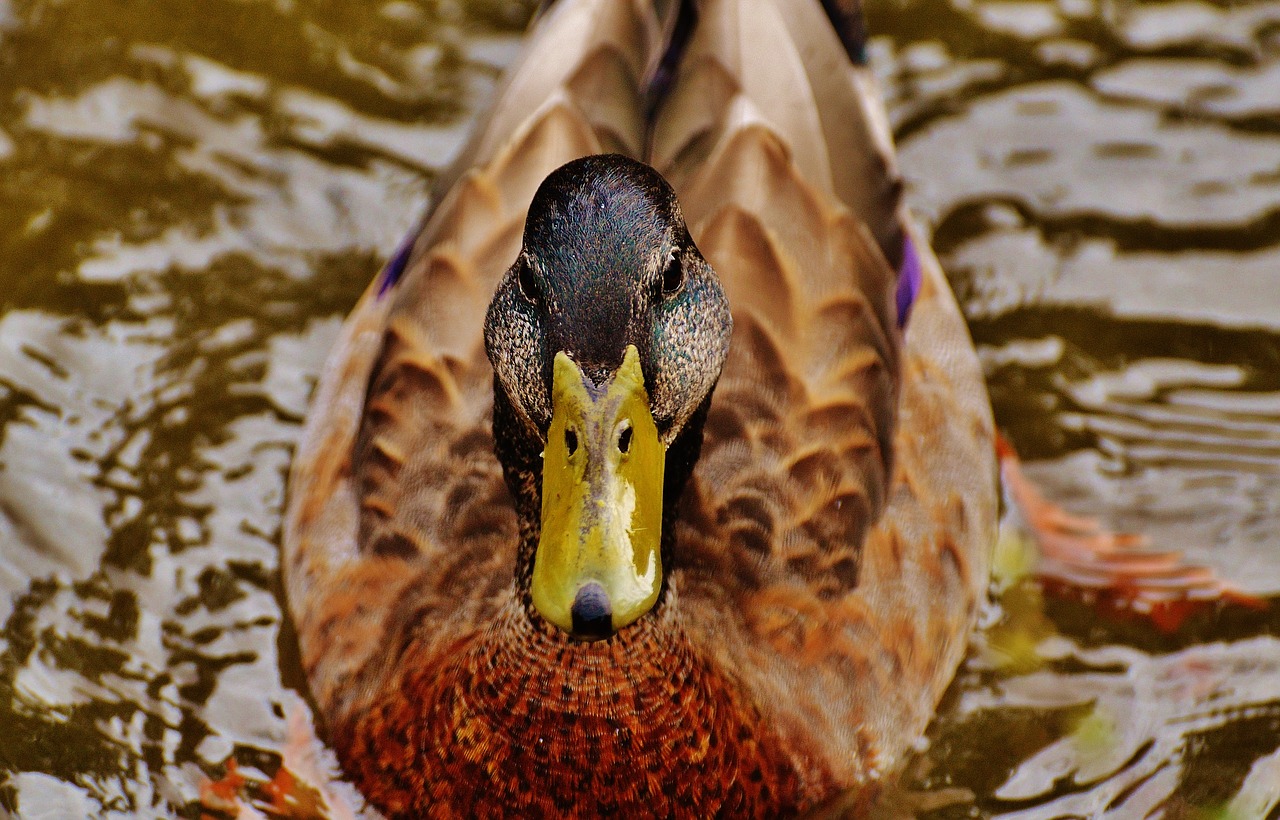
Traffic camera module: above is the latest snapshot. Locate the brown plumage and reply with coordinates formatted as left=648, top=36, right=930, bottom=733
left=283, top=0, right=997, bottom=816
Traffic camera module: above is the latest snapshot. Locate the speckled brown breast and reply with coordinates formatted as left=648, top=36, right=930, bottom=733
left=333, top=604, right=824, bottom=818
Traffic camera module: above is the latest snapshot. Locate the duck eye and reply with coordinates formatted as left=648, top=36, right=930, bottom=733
left=660, top=252, right=683, bottom=296
left=516, top=260, right=541, bottom=305
left=565, top=427, right=578, bottom=456
left=617, top=423, right=632, bottom=455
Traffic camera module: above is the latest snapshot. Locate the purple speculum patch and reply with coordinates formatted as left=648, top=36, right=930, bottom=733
left=378, top=230, right=416, bottom=297
left=895, top=234, right=921, bottom=329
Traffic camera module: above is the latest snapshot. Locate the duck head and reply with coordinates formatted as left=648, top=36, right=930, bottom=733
left=484, top=154, right=731, bottom=641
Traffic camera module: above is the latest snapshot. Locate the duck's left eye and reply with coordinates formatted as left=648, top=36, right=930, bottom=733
left=660, top=252, right=684, bottom=297
left=516, top=260, right=542, bottom=305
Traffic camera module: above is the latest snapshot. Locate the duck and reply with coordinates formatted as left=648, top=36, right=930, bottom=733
left=282, top=0, right=997, bottom=815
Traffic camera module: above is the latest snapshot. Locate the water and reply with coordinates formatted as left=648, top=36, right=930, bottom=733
left=0, top=0, right=1276, bottom=816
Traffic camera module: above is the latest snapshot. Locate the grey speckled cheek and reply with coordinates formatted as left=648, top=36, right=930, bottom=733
left=650, top=265, right=731, bottom=441
left=486, top=273, right=552, bottom=437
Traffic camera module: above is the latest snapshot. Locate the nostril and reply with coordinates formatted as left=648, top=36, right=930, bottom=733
left=565, top=427, right=578, bottom=456
left=570, top=582, right=613, bottom=639
left=617, top=424, right=632, bottom=454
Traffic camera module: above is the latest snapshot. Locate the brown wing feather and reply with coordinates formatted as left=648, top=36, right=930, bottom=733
left=649, top=0, right=996, bottom=783
left=652, top=0, right=903, bottom=259
left=283, top=0, right=675, bottom=724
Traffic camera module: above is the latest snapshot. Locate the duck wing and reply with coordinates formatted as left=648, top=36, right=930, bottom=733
left=649, top=0, right=997, bottom=784
left=283, top=0, right=678, bottom=723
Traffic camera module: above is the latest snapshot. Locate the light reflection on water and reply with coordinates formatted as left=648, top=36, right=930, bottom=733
left=0, top=0, right=1276, bottom=816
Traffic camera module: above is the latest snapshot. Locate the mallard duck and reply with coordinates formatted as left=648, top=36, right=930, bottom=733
left=283, top=0, right=997, bottom=815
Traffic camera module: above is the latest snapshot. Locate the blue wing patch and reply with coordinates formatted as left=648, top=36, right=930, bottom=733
left=896, top=234, right=921, bottom=329
left=378, top=231, right=416, bottom=298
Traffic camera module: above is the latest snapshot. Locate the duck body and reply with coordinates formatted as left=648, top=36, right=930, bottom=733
left=283, top=0, right=997, bottom=816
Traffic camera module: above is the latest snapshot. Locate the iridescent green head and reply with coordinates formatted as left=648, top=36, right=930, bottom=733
left=484, top=154, right=732, bottom=640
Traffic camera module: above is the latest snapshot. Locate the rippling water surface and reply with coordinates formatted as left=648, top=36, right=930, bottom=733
left=0, top=0, right=1276, bottom=816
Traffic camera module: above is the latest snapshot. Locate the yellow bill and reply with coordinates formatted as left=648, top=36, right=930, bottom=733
left=532, top=345, right=665, bottom=638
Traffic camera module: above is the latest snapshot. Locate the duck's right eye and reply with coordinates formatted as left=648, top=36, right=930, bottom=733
left=517, top=261, right=541, bottom=305
left=660, top=251, right=684, bottom=297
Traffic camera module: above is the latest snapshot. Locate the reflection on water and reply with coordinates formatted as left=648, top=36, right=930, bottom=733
left=871, top=0, right=1280, bottom=814
left=0, top=0, right=1276, bottom=816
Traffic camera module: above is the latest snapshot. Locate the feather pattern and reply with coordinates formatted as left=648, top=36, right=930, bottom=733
left=651, top=0, right=993, bottom=784
left=284, top=0, right=996, bottom=812
left=287, top=0, right=669, bottom=724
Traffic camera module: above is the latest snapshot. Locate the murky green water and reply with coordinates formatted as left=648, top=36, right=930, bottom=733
left=0, top=0, right=1276, bottom=816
